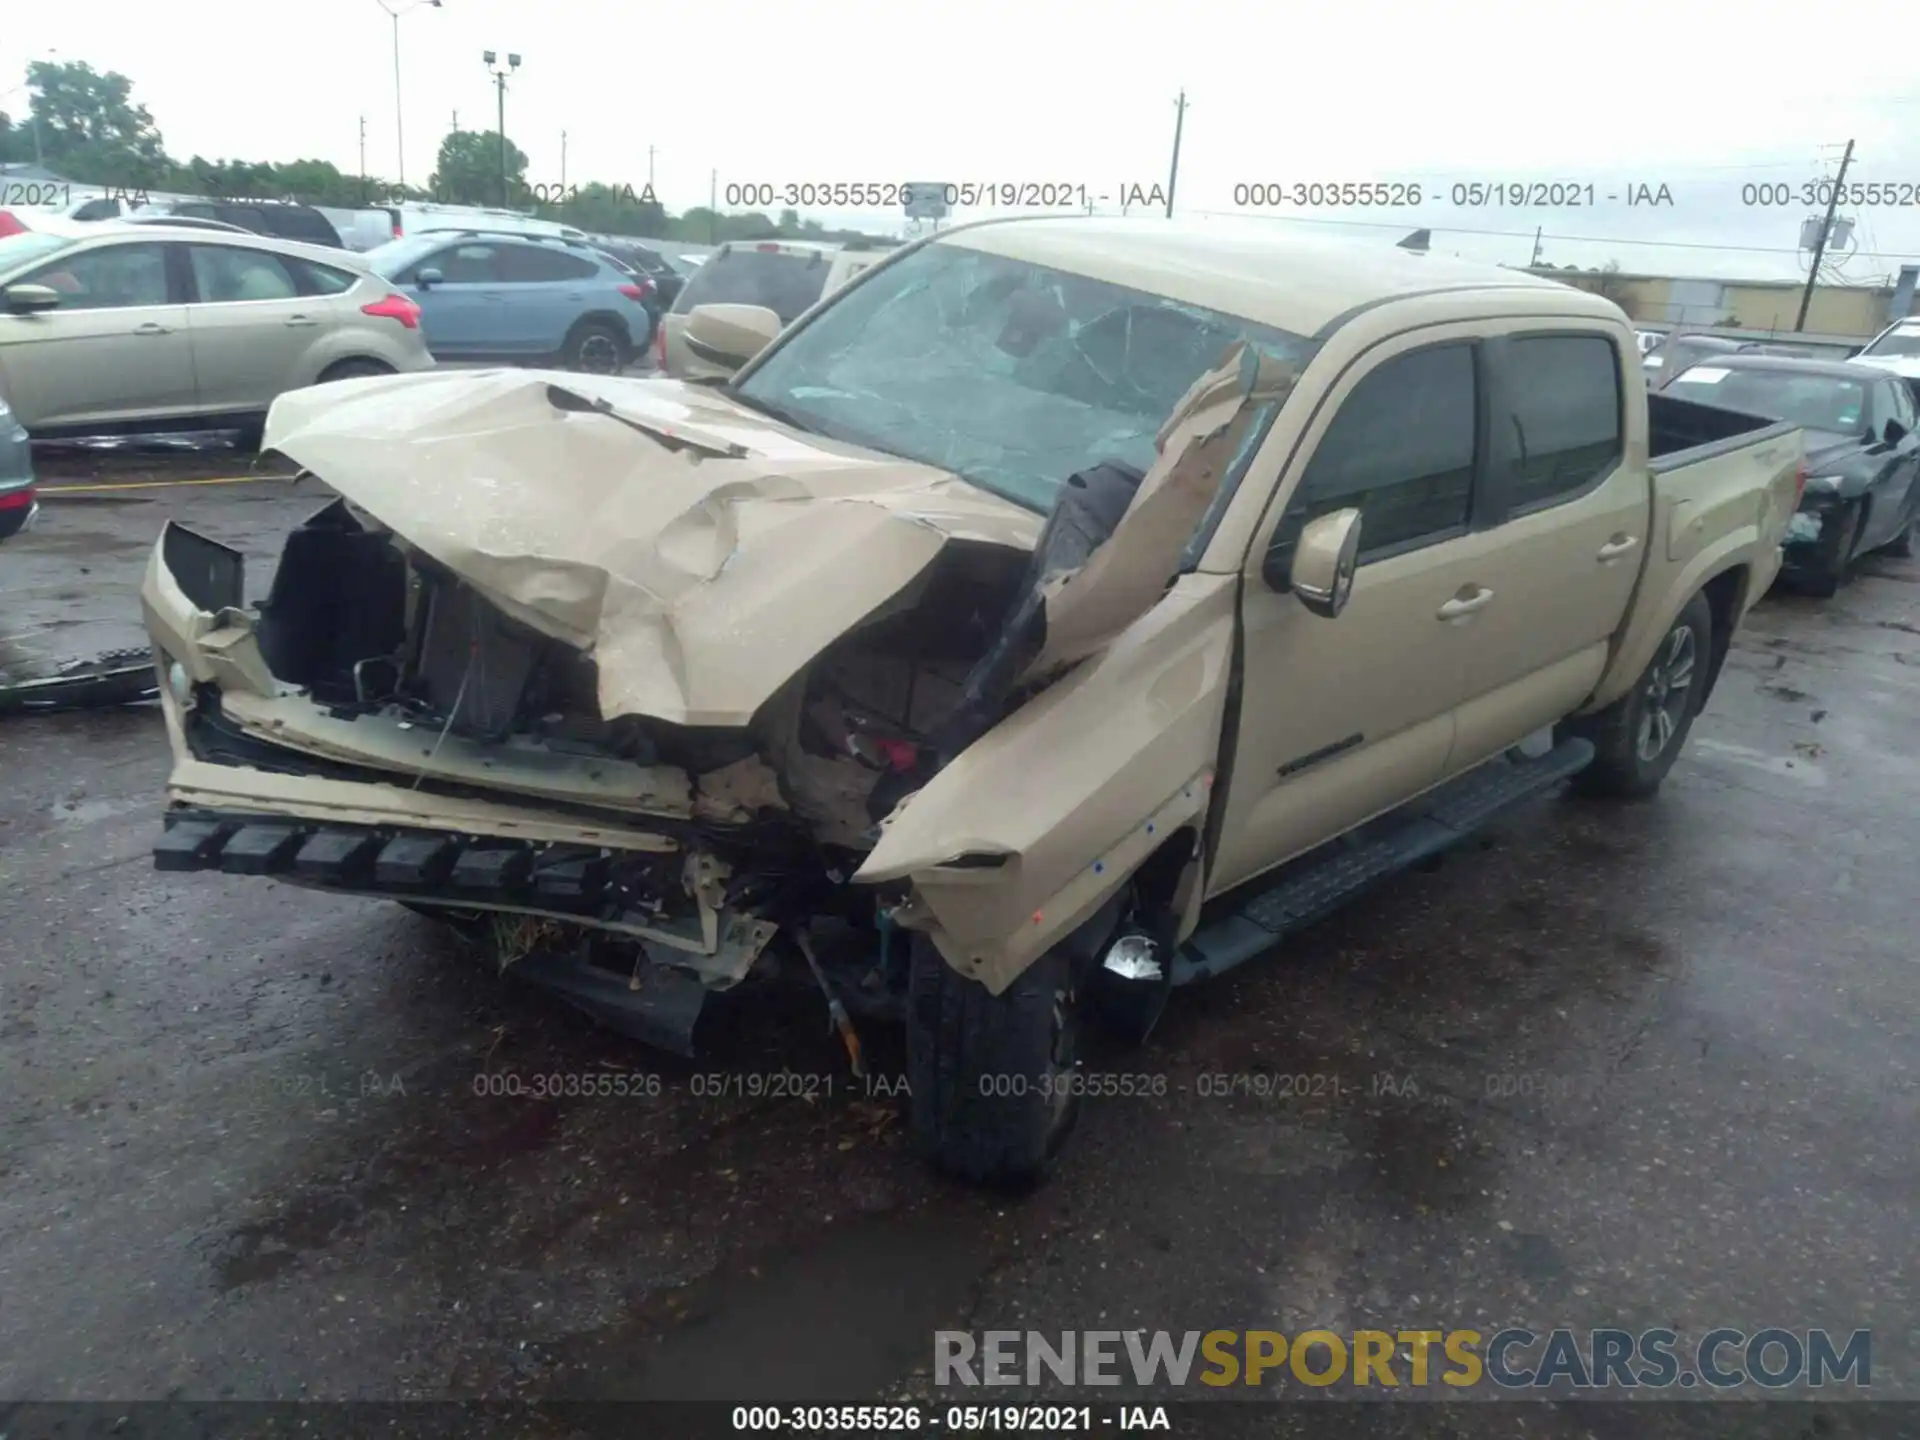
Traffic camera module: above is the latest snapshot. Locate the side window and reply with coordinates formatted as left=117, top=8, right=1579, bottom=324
left=498, top=245, right=599, bottom=282
left=1503, top=334, right=1623, bottom=511
left=71, top=198, right=122, bottom=221
left=436, top=244, right=508, bottom=283
left=188, top=245, right=300, bottom=303
left=22, top=243, right=171, bottom=310
left=178, top=202, right=222, bottom=222
left=1271, top=342, right=1477, bottom=566
left=287, top=257, right=357, bottom=296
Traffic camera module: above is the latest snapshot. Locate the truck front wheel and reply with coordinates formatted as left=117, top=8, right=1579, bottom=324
left=1563, top=590, right=1713, bottom=800
left=906, top=933, right=1082, bottom=1187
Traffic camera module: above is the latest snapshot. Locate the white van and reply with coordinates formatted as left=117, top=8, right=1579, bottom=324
left=393, top=202, right=586, bottom=243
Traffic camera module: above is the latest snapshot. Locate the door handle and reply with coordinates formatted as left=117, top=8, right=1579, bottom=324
left=283, top=314, right=317, bottom=327
left=1597, top=534, right=1640, bottom=562
left=1437, top=586, right=1495, bottom=621
left=132, top=322, right=171, bottom=336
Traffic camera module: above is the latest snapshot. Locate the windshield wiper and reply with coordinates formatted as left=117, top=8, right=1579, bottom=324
left=545, top=384, right=746, bottom=459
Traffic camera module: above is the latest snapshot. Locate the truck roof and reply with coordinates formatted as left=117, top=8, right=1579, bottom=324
left=938, top=216, right=1585, bottom=337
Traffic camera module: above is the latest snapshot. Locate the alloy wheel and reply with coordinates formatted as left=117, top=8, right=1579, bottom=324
left=1636, top=624, right=1697, bottom=762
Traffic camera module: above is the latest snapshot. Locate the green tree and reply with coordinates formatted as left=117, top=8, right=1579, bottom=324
left=22, top=60, right=165, bottom=170
left=430, top=129, right=527, bottom=207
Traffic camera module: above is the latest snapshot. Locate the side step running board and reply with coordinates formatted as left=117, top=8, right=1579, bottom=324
left=1172, top=737, right=1594, bottom=987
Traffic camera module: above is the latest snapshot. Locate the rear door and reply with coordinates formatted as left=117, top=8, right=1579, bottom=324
left=1444, top=328, right=1646, bottom=771
left=180, top=243, right=323, bottom=414
left=0, top=239, right=196, bottom=430
left=494, top=243, right=604, bottom=354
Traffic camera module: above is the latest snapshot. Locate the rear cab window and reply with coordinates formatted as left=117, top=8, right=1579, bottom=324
left=670, top=245, right=830, bottom=323
left=1499, top=333, right=1624, bottom=513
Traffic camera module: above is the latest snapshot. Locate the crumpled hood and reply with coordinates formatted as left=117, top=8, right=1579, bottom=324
left=262, top=368, right=1042, bottom=727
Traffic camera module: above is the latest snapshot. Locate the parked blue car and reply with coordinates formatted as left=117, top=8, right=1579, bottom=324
left=362, top=231, right=658, bottom=373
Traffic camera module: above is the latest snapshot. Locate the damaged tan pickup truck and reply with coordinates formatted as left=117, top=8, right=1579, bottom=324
left=142, top=218, right=1806, bottom=1185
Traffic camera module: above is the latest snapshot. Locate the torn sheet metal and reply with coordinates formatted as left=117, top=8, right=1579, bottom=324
left=1023, top=343, right=1303, bottom=679
left=261, top=369, right=1042, bottom=728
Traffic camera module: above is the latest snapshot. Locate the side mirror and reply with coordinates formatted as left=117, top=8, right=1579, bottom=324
left=1286, top=508, right=1363, bottom=618
left=1884, top=418, right=1907, bottom=445
left=683, top=302, right=783, bottom=374
left=415, top=267, right=443, bottom=289
left=2, top=283, right=63, bottom=314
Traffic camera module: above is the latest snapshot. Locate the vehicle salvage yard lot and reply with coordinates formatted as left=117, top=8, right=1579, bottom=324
left=1, top=473, right=1915, bottom=1407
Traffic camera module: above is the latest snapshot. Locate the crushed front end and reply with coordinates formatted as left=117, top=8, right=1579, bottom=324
left=140, top=482, right=1035, bottom=1056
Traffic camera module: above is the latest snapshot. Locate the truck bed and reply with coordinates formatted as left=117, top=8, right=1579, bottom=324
left=1586, top=392, right=1804, bottom=713
left=1647, top=389, right=1794, bottom=467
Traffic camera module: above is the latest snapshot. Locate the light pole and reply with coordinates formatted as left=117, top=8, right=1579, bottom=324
left=483, top=51, right=521, bottom=208
left=376, top=0, right=441, bottom=191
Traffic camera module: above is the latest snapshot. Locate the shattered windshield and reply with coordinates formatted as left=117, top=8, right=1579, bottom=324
left=732, top=240, right=1319, bottom=511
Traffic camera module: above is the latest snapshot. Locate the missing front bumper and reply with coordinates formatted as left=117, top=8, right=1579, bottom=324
left=154, top=807, right=779, bottom=1053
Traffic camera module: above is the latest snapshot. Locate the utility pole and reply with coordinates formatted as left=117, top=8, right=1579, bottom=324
left=377, top=0, right=442, bottom=191
left=648, top=145, right=656, bottom=188
left=560, top=130, right=567, bottom=191
left=710, top=168, right=718, bottom=243
left=1165, top=89, right=1187, bottom=218
left=451, top=110, right=458, bottom=133
left=1530, top=225, right=1543, bottom=267
left=1796, top=138, right=1854, bottom=332
left=483, top=51, right=522, bottom=208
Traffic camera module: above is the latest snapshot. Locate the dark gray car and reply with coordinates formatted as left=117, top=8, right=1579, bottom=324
left=1664, top=354, right=1920, bottom=593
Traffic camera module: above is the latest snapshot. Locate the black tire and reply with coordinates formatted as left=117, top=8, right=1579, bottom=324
left=563, top=319, right=628, bottom=375
left=317, top=358, right=394, bottom=384
left=906, top=933, right=1082, bottom=1188
left=1801, top=501, right=1860, bottom=598
left=1564, top=589, right=1712, bottom=801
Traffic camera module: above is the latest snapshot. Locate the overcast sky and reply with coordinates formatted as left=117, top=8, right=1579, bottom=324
left=10, top=0, right=1920, bottom=283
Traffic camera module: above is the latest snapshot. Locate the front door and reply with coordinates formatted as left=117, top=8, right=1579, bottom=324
left=0, top=240, right=196, bottom=431
left=404, top=241, right=510, bottom=357
left=1207, top=334, right=1497, bottom=898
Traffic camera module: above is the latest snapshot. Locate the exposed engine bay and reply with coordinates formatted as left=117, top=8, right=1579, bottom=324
left=158, top=458, right=1149, bottom=1053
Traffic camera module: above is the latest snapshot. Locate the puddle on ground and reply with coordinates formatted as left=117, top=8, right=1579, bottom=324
left=544, top=1208, right=992, bottom=1401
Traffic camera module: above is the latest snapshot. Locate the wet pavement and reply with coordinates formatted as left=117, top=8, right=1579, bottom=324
left=0, top=476, right=1914, bottom=1410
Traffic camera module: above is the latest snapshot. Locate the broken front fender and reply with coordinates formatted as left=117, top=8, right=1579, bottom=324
left=854, top=573, right=1237, bottom=995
